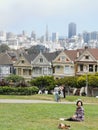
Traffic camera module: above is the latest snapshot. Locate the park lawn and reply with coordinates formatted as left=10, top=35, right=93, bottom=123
left=0, top=103, right=98, bottom=130
left=0, top=94, right=54, bottom=101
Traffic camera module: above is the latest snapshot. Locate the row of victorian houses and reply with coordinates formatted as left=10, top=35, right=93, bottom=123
left=0, top=47, right=98, bottom=82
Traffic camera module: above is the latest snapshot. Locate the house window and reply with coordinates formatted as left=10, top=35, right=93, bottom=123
left=80, top=64, right=83, bottom=71
left=85, top=55, right=89, bottom=59
left=89, top=65, right=93, bottom=72
left=43, top=67, right=47, bottom=74
left=21, top=60, right=24, bottom=63
left=56, top=66, right=60, bottom=69
left=18, top=68, right=21, bottom=75
left=95, top=65, right=97, bottom=72
left=60, top=56, right=65, bottom=61
left=40, top=58, right=43, bottom=63
left=29, top=70, right=31, bottom=75
left=23, top=69, right=29, bottom=75
left=2, top=66, right=10, bottom=75
left=64, top=65, right=70, bottom=74
left=48, top=68, right=52, bottom=75
left=55, top=66, right=60, bottom=72
left=34, top=67, right=42, bottom=74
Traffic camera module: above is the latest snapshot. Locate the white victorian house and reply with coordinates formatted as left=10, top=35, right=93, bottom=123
left=0, top=53, right=14, bottom=79
left=31, top=51, right=60, bottom=78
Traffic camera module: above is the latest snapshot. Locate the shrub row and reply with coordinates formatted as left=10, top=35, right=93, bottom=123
left=0, top=86, right=39, bottom=95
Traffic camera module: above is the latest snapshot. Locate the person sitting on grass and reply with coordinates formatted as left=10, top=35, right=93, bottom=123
left=65, top=99, right=84, bottom=122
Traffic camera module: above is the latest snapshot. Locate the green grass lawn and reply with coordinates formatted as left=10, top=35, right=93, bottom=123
left=0, top=94, right=98, bottom=130
left=0, top=103, right=98, bottom=130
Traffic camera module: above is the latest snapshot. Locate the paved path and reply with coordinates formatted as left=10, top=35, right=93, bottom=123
left=0, top=99, right=75, bottom=104
left=0, top=99, right=96, bottom=105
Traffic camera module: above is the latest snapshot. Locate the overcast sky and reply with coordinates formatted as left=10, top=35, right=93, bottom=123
left=0, top=0, right=98, bottom=36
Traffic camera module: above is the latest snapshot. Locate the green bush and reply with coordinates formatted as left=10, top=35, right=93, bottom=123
left=5, top=74, right=24, bottom=82
left=0, top=86, right=14, bottom=95
left=0, top=87, right=3, bottom=94
left=30, top=76, right=56, bottom=92
left=0, top=86, right=39, bottom=95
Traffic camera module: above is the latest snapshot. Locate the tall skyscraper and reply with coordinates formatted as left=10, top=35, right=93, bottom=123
left=52, top=32, right=58, bottom=42
left=45, top=25, right=49, bottom=41
left=68, top=22, right=76, bottom=38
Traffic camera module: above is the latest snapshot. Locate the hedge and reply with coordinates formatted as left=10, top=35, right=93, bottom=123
left=0, top=86, right=39, bottom=95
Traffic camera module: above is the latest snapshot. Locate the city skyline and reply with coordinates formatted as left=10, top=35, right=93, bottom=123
left=0, top=0, right=98, bottom=37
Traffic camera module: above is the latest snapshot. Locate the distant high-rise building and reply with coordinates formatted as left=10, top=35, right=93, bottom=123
left=82, top=31, right=98, bottom=43
left=31, top=31, right=37, bottom=41
left=45, top=25, right=49, bottom=41
left=90, top=31, right=98, bottom=40
left=83, top=31, right=90, bottom=43
left=22, top=30, right=28, bottom=36
left=52, top=32, right=58, bottom=42
left=68, top=22, right=76, bottom=38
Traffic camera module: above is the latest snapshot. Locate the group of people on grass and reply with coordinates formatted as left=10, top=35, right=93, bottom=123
left=54, top=85, right=66, bottom=102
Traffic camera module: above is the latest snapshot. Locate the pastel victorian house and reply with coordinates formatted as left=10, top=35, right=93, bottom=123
left=13, top=53, right=32, bottom=81
left=31, top=51, right=60, bottom=78
left=52, top=50, right=77, bottom=79
left=75, top=48, right=98, bottom=75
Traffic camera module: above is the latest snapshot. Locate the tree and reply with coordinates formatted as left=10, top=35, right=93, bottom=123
left=77, top=74, right=98, bottom=88
left=0, top=44, right=10, bottom=53
left=89, top=75, right=98, bottom=88
left=30, top=76, right=56, bottom=92
left=55, top=76, right=77, bottom=88
left=5, top=74, right=24, bottom=83
left=77, top=76, right=86, bottom=88
left=27, top=45, right=49, bottom=55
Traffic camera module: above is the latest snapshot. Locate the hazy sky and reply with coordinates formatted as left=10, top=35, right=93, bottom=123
left=0, top=0, right=98, bottom=36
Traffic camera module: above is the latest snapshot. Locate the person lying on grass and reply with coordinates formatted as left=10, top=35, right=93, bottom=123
left=65, top=99, right=84, bottom=122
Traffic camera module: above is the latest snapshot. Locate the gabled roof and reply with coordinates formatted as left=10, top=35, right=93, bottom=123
left=13, top=52, right=32, bottom=67
left=13, top=48, right=98, bottom=64
left=7, top=51, right=17, bottom=62
left=63, top=50, right=78, bottom=61
left=87, top=48, right=98, bottom=60
left=0, top=53, right=13, bottom=65
left=43, top=51, right=61, bottom=62
left=24, top=52, right=39, bottom=63
left=23, top=51, right=61, bottom=63
left=75, top=48, right=98, bottom=62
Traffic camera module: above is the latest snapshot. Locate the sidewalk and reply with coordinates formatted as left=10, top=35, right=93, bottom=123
left=0, top=99, right=75, bottom=104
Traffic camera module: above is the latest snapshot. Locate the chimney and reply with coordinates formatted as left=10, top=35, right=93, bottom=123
left=77, top=50, right=79, bottom=58
left=84, top=46, right=88, bottom=50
